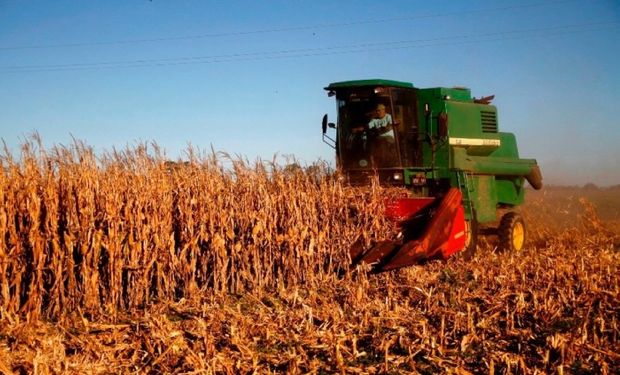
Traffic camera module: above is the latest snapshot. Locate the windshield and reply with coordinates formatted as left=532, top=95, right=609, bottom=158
left=337, top=87, right=400, bottom=169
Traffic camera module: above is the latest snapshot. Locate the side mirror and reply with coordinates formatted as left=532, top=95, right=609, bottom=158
left=321, top=114, right=337, bottom=149
left=322, top=114, right=328, bottom=134
left=322, top=114, right=336, bottom=133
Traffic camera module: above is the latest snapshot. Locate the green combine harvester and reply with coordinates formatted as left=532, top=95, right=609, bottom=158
left=321, top=79, right=543, bottom=272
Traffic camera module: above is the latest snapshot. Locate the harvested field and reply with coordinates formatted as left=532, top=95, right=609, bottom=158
left=0, top=140, right=618, bottom=374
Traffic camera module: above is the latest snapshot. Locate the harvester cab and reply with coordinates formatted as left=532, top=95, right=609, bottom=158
left=322, top=79, right=543, bottom=272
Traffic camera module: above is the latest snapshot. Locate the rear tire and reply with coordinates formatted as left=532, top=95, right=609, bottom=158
left=498, top=212, right=526, bottom=252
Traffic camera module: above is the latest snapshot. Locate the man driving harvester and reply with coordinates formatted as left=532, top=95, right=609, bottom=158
left=352, top=103, right=397, bottom=165
left=368, top=104, right=394, bottom=137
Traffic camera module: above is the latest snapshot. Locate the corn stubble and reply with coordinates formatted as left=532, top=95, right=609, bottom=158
left=0, top=140, right=618, bottom=374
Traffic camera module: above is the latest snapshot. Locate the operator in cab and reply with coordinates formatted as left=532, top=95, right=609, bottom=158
left=350, top=103, right=397, bottom=166
left=349, top=103, right=398, bottom=167
left=368, top=104, right=394, bottom=139
left=352, top=103, right=394, bottom=138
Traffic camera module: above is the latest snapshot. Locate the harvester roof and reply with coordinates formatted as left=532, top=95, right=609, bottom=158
left=325, top=79, right=414, bottom=90
left=324, top=79, right=474, bottom=101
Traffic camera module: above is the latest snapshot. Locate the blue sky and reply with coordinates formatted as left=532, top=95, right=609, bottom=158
left=1, top=0, right=619, bottom=185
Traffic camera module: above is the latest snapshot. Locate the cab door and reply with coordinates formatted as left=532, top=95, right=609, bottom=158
left=390, top=88, right=421, bottom=167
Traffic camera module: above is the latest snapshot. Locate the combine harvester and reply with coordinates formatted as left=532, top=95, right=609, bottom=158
left=321, top=79, right=542, bottom=272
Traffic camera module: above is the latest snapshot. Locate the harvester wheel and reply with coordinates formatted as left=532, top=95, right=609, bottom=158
left=498, top=212, right=526, bottom=252
left=461, top=218, right=478, bottom=260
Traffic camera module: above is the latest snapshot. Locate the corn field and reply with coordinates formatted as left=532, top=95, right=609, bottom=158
left=0, top=140, right=618, bottom=374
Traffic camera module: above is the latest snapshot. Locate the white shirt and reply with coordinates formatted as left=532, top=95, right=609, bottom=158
left=368, top=113, right=394, bottom=139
